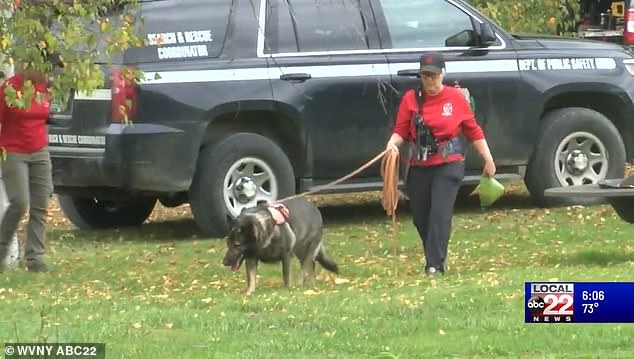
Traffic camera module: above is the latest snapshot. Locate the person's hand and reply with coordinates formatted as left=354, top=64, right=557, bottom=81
left=386, top=142, right=399, bottom=154
left=483, top=159, right=496, bottom=177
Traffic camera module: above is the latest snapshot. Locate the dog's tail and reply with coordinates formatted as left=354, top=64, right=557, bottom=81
left=316, top=245, right=339, bottom=274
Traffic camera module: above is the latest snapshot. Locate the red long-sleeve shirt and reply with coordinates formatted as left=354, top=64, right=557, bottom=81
left=0, top=74, right=50, bottom=154
left=392, top=85, right=484, bottom=167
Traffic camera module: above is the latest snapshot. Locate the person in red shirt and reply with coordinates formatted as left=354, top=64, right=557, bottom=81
left=385, top=52, right=496, bottom=276
left=0, top=63, right=53, bottom=272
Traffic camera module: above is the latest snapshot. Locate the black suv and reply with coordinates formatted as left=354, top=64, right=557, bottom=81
left=48, top=0, right=634, bottom=236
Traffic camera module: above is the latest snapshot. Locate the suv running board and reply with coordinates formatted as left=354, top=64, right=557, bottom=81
left=300, top=173, right=522, bottom=195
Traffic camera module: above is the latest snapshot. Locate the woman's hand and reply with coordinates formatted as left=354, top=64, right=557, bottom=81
left=483, top=159, right=496, bottom=177
left=386, top=142, right=399, bottom=153
left=385, top=133, right=403, bottom=154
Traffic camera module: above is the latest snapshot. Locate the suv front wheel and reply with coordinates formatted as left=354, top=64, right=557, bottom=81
left=189, top=132, right=296, bottom=237
left=525, top=107, right=626, bottom=207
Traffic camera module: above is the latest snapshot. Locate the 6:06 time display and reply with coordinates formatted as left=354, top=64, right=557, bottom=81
left=582, top=291, right=605, bottom=301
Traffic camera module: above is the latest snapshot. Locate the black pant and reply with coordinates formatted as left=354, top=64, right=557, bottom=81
left=406, top=160, right=464, bottom=271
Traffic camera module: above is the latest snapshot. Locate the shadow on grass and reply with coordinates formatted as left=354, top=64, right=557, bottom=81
left=547, top=250, right=634, bottom=267
left=54, top=218, right=206, bottom=243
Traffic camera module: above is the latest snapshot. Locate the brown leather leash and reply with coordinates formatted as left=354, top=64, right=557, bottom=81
left=278, top=148, right=402, bottom=259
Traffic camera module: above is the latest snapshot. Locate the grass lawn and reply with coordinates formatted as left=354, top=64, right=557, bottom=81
left=2, top=186, right=634, bottom=358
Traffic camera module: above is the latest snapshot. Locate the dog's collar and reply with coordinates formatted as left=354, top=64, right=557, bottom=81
left=267, top=203, right=290, bottom=225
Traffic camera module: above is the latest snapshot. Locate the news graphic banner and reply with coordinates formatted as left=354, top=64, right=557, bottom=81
left=525, top=282, right=634, bottom=323
left=3, top=343, right=105, bottom=359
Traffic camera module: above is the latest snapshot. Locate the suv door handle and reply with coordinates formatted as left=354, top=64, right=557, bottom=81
left=280, top=73, right=312, bottom=81
left=397, top=69, right=420, bottom=77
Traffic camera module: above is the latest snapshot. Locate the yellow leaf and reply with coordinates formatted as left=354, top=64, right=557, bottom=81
left=165, top=322, right=173, bottom=329
left=0, top=35, right=10, bottom=50
left=303, top=289, right=317, bottom=296
left=334, top=278, right=350, bottom=284
left=132, top=322, right=142, bottom=329
left=201, top=297, right=213, bottom=304
left=439, top=329, right=446, bottom=335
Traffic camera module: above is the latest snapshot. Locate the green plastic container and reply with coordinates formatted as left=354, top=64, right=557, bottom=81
left=479, top=176, right=505, bottom=208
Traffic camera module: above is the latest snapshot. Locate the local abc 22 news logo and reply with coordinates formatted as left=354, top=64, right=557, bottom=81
left=527, top=283, right=574, bottom=323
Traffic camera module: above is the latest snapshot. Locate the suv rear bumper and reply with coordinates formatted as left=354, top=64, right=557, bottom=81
left=50, top=124, right=200, bottom=194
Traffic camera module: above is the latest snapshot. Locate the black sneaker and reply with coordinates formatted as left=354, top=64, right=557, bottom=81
left=26, top=260, right=49, bottom=273
left=425, top=266, right=444, bottom=277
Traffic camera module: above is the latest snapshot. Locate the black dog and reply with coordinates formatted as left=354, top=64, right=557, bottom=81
left=223, top=197, right=339, bottom=294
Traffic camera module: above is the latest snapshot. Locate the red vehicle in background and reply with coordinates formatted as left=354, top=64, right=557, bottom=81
left=575, top=0, right=634, bottom=46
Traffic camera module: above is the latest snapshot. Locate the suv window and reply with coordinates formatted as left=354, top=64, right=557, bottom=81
left=264, top=0, right=369, bottom=53
left=122, top=0, right=231, bottom=63
left=379, top=0, right=475, bottom=49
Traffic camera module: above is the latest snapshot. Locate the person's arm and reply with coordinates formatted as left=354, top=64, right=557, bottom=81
left=458, top=94, right=496, bottom=176
left=386, top=90, right=413, bottom=151
left=472, top=138, right=496, bottom=177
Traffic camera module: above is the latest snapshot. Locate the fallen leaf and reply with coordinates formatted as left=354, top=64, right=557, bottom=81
left=334, top=278, right=350, bottom=284
left=439, top=329, right=446, bottom=335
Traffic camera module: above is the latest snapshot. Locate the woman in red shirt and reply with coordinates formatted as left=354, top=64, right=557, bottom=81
left=385, top=52, right=496, bottom=276
left=0, top=64, right=53, bottom=272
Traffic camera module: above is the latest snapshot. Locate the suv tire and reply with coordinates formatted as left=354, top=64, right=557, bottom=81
left=189, top=132, right=296, bottom=237
left=58, top=195, right=157, bottom=229
left=525, top=107, right=626, bottom=207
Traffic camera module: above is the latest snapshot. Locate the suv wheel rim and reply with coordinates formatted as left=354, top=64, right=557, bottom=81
left=224, top=157, right=278, bottom=217
left=555, top=131, right=608, bottom=186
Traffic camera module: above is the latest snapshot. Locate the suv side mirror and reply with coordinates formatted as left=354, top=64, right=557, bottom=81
left=477, top=22, right=497, bottom=47
left=445, top=30, right=476, bottom=47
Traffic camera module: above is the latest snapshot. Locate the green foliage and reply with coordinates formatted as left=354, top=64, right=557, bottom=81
left=468, top=0, right=580, bottom=36
left=0, top=0, right=144, bottom=108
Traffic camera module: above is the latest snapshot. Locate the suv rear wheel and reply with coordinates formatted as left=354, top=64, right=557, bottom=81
left=525, top=107, right=626, bottom=206
left=189, top=132, right=296, bottom=237
left=58, top=195, right=157, bottom=229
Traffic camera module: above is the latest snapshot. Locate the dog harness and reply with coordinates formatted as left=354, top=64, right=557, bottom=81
left=267, top=203, right=290, bottom=225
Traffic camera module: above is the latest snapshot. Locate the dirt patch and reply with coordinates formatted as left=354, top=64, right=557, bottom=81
left=43, top=180, right=529, bottom=229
